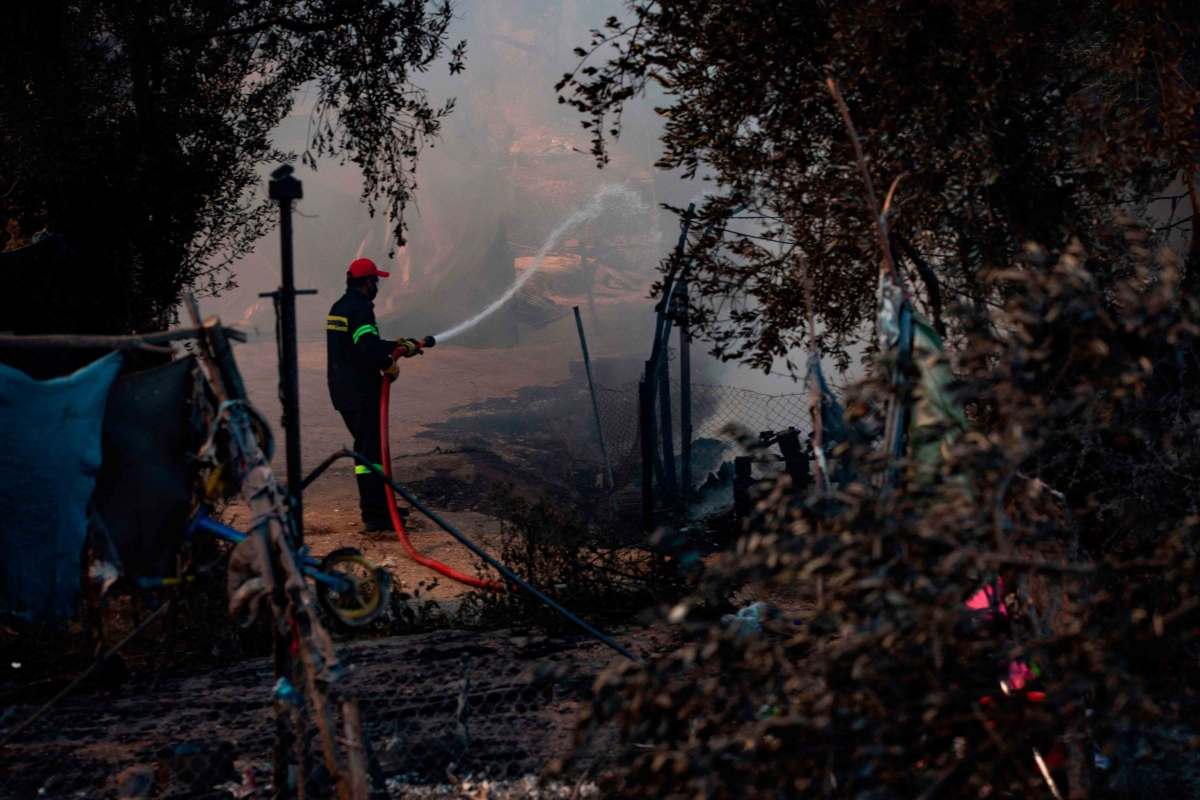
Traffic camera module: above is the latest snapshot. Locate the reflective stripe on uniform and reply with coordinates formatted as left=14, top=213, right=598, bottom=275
left=355, top=464, right=383, bottom=475
left=327, top=315, right=348, bottom=332
left=352, top=323, right=378, bottom=344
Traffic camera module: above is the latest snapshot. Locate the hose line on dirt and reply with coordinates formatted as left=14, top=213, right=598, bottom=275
left=303, top=449, right=642, bottom=663
left=381, top=345, right=505, bottom=592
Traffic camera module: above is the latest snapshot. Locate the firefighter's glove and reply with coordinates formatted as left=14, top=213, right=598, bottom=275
left=395, top=337, right=424, bottom=358
left=384, top=358, right=400, bottom=382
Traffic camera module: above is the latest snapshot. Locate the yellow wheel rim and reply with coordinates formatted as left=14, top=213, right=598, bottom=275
left=323, top=553, right=382, bottom=621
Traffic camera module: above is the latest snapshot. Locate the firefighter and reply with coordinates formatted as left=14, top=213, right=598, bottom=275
left=326, top=258, right=423, bottom=531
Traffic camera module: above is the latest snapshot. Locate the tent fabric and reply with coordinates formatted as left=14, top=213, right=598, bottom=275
left=93, top=356, right=198, bottom=580
left=0, top=351, right=123, bottom=622
left=908, top=313, right=968, bottom=468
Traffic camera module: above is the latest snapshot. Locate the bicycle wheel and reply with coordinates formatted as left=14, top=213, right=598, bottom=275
left=315, top=547, right=390, bottom=627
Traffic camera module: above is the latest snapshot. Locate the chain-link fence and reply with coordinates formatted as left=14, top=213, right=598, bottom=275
left=594, top=376, right=812, bottom=518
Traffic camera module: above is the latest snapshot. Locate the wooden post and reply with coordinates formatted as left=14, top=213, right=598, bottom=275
left=293, top=692, right=312, bottom=800
left=341, top=701, right=369, bottom=800
left=272, top=614, right=296, bottom=800
left=777, top=428, right=810, bottom=490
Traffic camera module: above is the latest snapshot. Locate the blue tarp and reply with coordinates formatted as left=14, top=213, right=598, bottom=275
left=0, top=351, right=123, bottom=621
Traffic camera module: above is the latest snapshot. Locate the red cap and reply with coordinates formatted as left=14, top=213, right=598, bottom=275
left=347, top=258, right=390, bottom=279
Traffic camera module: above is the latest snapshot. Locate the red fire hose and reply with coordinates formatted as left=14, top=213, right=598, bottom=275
left=380, top=338, right=505, bottom=591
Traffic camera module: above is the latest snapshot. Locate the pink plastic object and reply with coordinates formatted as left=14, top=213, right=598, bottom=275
left=1008, top=660, right=1035, bottom=691
left=965, top=579, right=1008, bottom=618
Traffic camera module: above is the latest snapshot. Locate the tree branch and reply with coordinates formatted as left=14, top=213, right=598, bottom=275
left=170, top=15, right=349, bottom=46
left=826, top=76, right=898, bottom=283
left=1186, top=170, right=1200, bottom=259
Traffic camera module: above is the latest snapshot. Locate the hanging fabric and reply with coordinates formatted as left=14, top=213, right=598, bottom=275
left=93, top=356, right=199, bottom=580
left=0, top=352, right=123, bottom=621
left=908, top=315, right=968, bottom=469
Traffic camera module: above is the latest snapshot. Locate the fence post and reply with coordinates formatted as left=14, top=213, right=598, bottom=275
left=658, top=355, right=677, bottom=501
left=647, top=205, right=696, bottom=374
left=573, top=306, right=619, bottom=516
left=341, top=700, right=370, bottom=800
left=678, top=281, right=692, bottom=506
left=640, top=365, right=656, bottom=532
left=777, top=428, right=811, bottom=490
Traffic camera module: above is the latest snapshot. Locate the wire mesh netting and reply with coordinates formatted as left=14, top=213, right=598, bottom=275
left=326, top=633, right=614, bottom=790
left=594, top=377, right=813, bottom=516
left=0, top=621, right=624, bottom=799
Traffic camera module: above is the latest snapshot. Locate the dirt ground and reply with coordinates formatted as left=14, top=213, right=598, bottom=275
left=0, top=624, right=678, bottom=799
left=225, top=335, right=604, bottom=601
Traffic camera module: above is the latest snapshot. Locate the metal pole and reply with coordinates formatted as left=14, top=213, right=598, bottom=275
left=269, top=165, right=305, bottom=537
left=648, top=204, right=695, bottom=375
left=574, top=307, right=619, bottom=515
left=658, top=354, right=676, bottom=499
left=640, top=364, right=655, bottom=532
left=679, top=280, right=692, bottom=505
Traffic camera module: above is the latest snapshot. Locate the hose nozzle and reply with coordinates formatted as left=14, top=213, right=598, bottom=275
left=393, top=336, right=437, bottom=359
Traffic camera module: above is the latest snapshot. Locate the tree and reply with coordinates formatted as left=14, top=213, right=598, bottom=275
left=550, top=8, right=1200, bottom=797
left=558, top=1, right=1200, bottom=370
left=0, top=1, right=465, bottom=334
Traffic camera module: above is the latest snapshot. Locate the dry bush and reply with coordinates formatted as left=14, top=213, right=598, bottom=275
left=567, top=240, right=1200, bottom=798
left=463, top=487, right=698, bottom=636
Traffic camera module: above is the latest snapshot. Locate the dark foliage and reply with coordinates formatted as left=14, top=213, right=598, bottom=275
left=553, top=6, right=1200, bottom=794
left=0, top=0, right=464, bottom=333
left=561, top=240, right=1200, bottom=798
left=558, top=0, right=1200, bottom=370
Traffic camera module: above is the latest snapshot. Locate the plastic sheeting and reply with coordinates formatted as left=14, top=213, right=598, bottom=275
left=93, top=356, right=198, bottom=580
left=0, top=351, right=123, bottom=621
left=806, top=350, right=869, bottom=488
left=909, top=314, right=968, bottom=467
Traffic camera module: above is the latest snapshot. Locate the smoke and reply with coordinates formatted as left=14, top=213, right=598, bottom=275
left=434, top=183, right=646, bottom=342
left=194, top=0, right=702, bottom=351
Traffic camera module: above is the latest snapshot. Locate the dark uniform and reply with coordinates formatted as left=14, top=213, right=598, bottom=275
left=327, top=289, right=395, bottom=527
